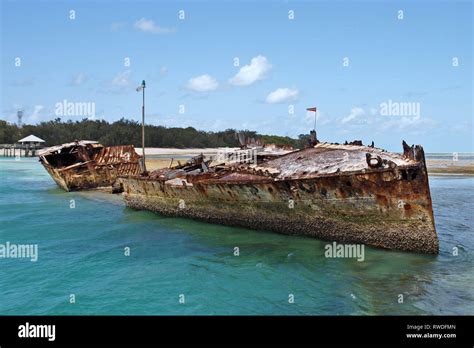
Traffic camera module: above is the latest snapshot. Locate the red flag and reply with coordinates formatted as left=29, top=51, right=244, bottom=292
left=306, top=107, right=317, bottom=112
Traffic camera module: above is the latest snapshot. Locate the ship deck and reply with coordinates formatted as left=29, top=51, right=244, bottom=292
left=133, top=142, right=421, bottom=186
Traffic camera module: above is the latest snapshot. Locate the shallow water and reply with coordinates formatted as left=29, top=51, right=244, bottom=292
left=0, top=158, right=472, bottom=315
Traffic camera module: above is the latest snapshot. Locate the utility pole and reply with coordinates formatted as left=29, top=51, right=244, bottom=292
left=136, top=80, right=147, bottom=173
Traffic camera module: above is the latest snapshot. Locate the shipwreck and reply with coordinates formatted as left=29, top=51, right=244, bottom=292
left=116, top=135, right=439, bottom=254
left=39, top=140, right=142, bottom=191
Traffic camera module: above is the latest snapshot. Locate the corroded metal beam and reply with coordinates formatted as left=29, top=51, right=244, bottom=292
left=118, top=141, right=438, bottom=254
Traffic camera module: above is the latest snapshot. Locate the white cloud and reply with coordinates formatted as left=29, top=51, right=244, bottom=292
left=379, top=115, right=436, bottom=132
left=29, top=105, right=44, bottom=123
left=265, top=88, right=299, bottom=104
left=229, top=55, right=272, bottom=86
left=134, top=18, right=175, bottom=34
left=5, top=104, right=46, bottom=124
left=71, top=73, right=87, bottom=86
left=111, top=70, right=131, bottom=87
left=186, top=74, right=219, bottom=92
left=341, top=107, right=365, bottom=124
left=338, top=105, right=437, bottom=136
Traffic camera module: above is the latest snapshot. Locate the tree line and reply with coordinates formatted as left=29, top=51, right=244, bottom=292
left=0, top=118, right=311, bottom=149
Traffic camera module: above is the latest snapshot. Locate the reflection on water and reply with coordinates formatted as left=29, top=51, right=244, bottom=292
left=0, top=158, right=472, bottom=315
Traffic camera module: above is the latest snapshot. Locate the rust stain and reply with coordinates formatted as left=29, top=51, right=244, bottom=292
left=117, top=140, right=439, bottom=254
left=39, top=140, right=141, bottom=191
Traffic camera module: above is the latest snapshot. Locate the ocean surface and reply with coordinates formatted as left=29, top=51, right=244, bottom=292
left=0, top=157, right=472, bottom=315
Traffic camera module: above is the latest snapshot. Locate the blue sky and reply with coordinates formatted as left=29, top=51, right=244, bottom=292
left=1, top=0, right=472, bottom=152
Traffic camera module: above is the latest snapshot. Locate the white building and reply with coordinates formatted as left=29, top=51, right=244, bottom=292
left=17, top=134, right=46, bottom=147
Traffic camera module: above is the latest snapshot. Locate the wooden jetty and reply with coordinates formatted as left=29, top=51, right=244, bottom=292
left=1, top=135, right=46, bottom=158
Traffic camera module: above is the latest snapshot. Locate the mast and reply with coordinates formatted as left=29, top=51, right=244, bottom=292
left=136, top=80, right=147, bottom=173
left=306, top=106, right=318, bottom=145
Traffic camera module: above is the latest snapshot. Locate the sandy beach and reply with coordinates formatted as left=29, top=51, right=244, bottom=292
left=138, top=147, right=224, bottom=171
left=135, top=147, right=234, bottom=156
left=426, top=159, right=474, bottom=176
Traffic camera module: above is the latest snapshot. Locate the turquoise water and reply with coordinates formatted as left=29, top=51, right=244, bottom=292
left=0, top=157, right=473, bottom=315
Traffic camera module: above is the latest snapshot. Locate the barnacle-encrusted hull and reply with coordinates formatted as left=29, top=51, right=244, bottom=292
left=118, top=142, right=438, bottom=254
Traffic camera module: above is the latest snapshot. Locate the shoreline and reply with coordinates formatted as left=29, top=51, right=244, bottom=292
left=2, top=147, right=472, bottom=176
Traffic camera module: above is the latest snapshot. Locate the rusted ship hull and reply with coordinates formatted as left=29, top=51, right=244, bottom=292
left=118, top=142, right=438, bottom=254
left=39, top=141, right=141, bottom=191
